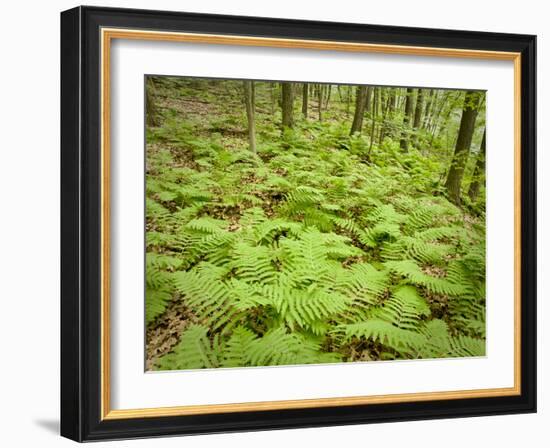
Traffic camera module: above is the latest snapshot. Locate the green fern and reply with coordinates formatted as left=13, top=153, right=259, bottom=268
left=157, top=324, right=220, bottom=370
left=146, top=78, right=487, bottom=370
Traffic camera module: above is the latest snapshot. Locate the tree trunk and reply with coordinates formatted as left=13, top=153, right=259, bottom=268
left=349, top=85, right=368, bottom=135
left=145, top=78, right=160, bottom=127
left=281, top=82, right=294, bottom=129
left=318, top=84, right=323, bottom=122
left=413, top=88, right=424, bottom=130
left=366, top=87, right=378, bottom=160
left=467, top=128, right=486, bottom=202
left=302, top=83, right=308, bottom=118
left=444, top=91, right=481, bottom=205
left=380, top=89, right=395, bottom=141
left=243, top=80, right=256, bottom=153
left=270, top=83, right=276, bottom=114
left=422, top=89, right=435, bottom=129
left=399, top=88, right=415, bottom=151
left=325, top=84, right=332, bottom=109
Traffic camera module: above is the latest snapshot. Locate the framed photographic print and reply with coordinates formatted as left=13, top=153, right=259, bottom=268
left=60, top=6, right=536, bottom=442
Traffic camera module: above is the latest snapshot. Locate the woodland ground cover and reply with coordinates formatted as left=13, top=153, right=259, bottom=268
left=145, top=77, right=486, bottom=370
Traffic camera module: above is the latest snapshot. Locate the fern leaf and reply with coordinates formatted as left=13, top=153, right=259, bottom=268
left=157, top=324, right=218, bottom=370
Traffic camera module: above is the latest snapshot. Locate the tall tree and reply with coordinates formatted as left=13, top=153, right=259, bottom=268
left=444, top=91, right=481, bottom=205
left=302, top=83, right=308, bottom=118
left=349, top=85, right=368, bottom=135
left=422, top=89, right=435, bottom=129
left=325, top=84, right=332, bottom=109
left=270, top=83, right=276, bottom=114
left=281, top=82, right=294, bottom=129
left=467, top=128, right=486, bottom=202
left=399, top=88, right=415, bottom=151
left=366, top=87, right=378, bottom=161
left=318, top=84, right=323, bottom=122
left=380, top=88, right=396, bottom=141
left=145, top=78, right=160, bottom=127
left=413, top=88, right=424, bottom=130
left=243, top=80, right=256, bottom=153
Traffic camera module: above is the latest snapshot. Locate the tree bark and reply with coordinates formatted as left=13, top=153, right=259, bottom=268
left=367, top=87, right=378, bottom=160
left=380, top=89, right=396, bottom=141
left=243, top=80, right=256, bottom=153
left=444, top=91, right=481, bottom=205
left=467, top=128, right=486, bottom=202
left=281, top=82, right=294, bottom=129
left=349, top=85, right=368, bottom=135
left=145, top=78, right=160, bottom=127
left=325, top=84, right=332, bottom=109
left=422, top=89, right=435, bottom=129
left=318, top=84, right=323, bottom=122
left=413, top=88, right=424, bottom=130
left=302, top=83, right=308, bottom=118
left=399, top=88, right=415, bottom=151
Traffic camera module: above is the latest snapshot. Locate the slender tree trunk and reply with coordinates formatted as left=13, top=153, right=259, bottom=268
left=380, top=89, right=395, bottom=141
left=243, top=80, right=256, bottom=153
left=366, top=87, right=378, bottom=160
left=318, top=84, right=323, bottom=122
left=444, top=91, right=481, bottom=205
left=376, top=88, right=385, bottom=144
left=281, top=82, right=294, bottom=129
left=350, top=85, right=368, bottom=135
left=346, top=86, right=351, bottom=117
left=422, top=89, right=435, bottom=129
left=302, top=83, right=308, bottom=118
left=396, top=88, right=405, bottom=111
left=399, top=88, right=415, bottom=151
left=467, top=128, right=486, bottom=202
left=413, top=88, right=424, bottom=130
left=270, top=83, right=276, bottom=114
left=145, top=78, right=160, bottom=127
left=325, top=84, right=332, bottom=109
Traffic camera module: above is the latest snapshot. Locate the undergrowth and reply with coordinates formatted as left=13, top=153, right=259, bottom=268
left=145, top=78, right=486, bottom=370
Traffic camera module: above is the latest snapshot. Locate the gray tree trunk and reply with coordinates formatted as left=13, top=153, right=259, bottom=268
left=350, top=85, right=368, bottom=135
left=399, top=88, right=415, bottom=151
left=281, top=82, right=294, bottom=129
left=302, top=83, right=308, bottom=118
left=243, top=80, right=256, bottom=153
left=413, top=88, right=424, bottom=130
left=444, top=91, right=481, bottom=205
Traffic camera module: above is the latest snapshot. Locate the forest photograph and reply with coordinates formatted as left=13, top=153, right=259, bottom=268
left=144, top=76, right=487, bottom=371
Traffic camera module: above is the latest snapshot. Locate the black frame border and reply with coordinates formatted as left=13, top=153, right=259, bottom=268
left=61, top=6, right=536, bottom=442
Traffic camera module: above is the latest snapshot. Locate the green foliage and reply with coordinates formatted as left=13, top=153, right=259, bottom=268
left=146, top=78, right=486, bottom=370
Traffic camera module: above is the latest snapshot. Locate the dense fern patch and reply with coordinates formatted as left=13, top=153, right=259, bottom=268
left=145, top=77, right=486, bottom=370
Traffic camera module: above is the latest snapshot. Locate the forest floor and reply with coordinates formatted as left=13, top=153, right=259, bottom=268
left=145, top=78, right=486, bottom=371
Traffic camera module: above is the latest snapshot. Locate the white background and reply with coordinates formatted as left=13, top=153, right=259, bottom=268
left=111, top=40, right=515, bottom=409
left=0, top=0, right=546, bottom=447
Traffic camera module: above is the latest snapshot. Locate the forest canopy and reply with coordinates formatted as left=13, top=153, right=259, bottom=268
left=145, top=77, right=486, bottom=371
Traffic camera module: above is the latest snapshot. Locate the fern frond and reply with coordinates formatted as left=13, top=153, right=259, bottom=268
left=157, top=324, right=218, bottom=370
left=172, top=270, right=237, bottom=331
left=229, top=242, right=278, bottom=284
left=260, top=284, right=351, bottom=330
left=222, top=326, right=257, bottom=367
left=337, top=319, right=426, bottom=353
left=246, top=327, right=339, bottom=366
left=385, top=260, right=466, bottom=296
left=378, top=286, right=430, bottom=330
left=334, top=263, right=389, bottom=308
